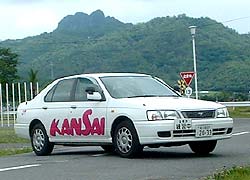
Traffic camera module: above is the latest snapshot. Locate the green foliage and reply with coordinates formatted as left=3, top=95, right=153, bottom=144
left=0, top=128, right=32, bottom=157
left=200, top=91, right=249, bottom=102
left=228, top=107, right=250, bottom=118
left=206, top=166, right=250, bottom=180
left=0, top=47, right=19, bottom=83
left=0, top=148, right=32, bottom=157
left=28, top=69, right=38, bottom=83
left=0, top=12, right=249, bottom=93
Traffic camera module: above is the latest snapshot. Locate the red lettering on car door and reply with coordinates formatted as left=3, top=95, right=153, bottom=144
left=50, top=109, right=105, bottom=136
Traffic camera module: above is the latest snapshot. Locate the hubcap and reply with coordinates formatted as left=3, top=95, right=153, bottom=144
left=116, top=127, right=132, bottom=153
left=33, top=129, right=45, bottom=151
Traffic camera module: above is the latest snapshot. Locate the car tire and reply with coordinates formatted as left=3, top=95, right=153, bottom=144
left=31, top=123, right=54, bottom=156
left=113, top=121, right=143, bottom=158
left=101, top=145, right=115, bottom=153
left=189, top=140, right=217, bottom=155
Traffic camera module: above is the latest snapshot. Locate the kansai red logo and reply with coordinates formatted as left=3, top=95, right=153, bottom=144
left=50, top=109, right=105, bottom=136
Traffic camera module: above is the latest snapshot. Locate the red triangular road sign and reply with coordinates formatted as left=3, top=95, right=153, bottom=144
left=180, top=71, right=195, bottom=86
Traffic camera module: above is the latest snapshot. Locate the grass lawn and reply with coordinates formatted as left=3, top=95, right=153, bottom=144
left=0, top=128, right=32, bottom=156
left=206, top=166, right=250, bottom=180
left=228, top=107, right=250, bottom=118
left=0, top=147, right=32, bottom=157
left=0, top=128, right=29, bottom=143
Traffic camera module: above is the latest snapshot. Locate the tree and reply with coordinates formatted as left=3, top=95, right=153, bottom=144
left=0, top=48, right=19, bottom=83
left=28, top=69, right=38, bottom=97
left=28, top=69, right=38, bottom=83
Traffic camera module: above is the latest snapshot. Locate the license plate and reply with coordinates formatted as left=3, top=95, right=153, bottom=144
left=195, top=125, right=213, bottom=137
left=175, top=119, right=192, bottom=130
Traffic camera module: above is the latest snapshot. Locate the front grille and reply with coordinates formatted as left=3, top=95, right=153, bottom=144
left=181, top=110, right=215, bottom=119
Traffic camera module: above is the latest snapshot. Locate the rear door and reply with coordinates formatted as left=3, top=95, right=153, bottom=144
left=42, top=78, right=77, bottom=142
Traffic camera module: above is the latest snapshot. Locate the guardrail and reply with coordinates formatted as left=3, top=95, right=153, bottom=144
left=219, top=101, right=250, bottom=107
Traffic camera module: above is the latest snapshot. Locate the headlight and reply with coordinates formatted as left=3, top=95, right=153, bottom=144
left=216, top=107, right=229, bottom=118
left=147, top=110, right=180, bottom=121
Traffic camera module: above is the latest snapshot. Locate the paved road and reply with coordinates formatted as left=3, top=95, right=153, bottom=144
left=0, top=119, right=249, bottom=180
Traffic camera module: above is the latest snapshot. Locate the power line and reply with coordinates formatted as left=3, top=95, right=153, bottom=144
left=222, top=16, right=250, bottom=24
left=198, top=16, right=250, bottom=29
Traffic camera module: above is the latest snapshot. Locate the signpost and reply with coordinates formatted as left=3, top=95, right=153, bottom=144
left=185, top=87, right=192, bottom=98
left=180, top=71, right=195, bottom=86
left=180, top=71, right=195, bottom=98
left=177, top=79, right=186, bottom=95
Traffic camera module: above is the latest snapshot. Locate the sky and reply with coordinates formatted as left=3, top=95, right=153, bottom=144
left=0, top=0, right=250, bottom=40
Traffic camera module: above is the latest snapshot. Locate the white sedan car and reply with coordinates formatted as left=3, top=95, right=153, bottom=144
left=15, top=73, right=233, bottom=158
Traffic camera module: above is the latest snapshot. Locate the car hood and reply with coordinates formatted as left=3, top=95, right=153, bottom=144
left=115, top=97, right=224, bottom=110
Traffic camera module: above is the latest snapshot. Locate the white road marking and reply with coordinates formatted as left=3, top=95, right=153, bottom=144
left=0, top=164, right=41, bottom=172
left=232, top=131, right=250, bottom=136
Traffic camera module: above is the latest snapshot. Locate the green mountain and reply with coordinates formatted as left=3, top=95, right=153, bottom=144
left=0, top=10, right=249, bottom=93
left=54, top=10, right=132, bottom=38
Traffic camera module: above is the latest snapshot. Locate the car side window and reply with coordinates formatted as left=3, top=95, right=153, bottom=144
left=74, top=78, right=96, bottom=101
left=44, top=84, right=57, bottom=102
left=50, top=79, right=76, bottom=102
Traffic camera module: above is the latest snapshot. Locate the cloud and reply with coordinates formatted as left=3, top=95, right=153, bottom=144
left=2, top=0, right=44, bottom=5
left=0, top=0, right=249, bottom=40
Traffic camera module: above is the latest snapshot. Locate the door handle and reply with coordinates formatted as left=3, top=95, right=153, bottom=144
left=42, top=107, right=48, bottom=110
left=70, top=105, right=77, bottom=109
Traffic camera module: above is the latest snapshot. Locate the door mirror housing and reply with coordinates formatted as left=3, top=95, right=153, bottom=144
left=87, top=92, right=102, bottom=101
left=85, top=86, right=96, bottom=95
left=86, top=85, right=105, bottom=101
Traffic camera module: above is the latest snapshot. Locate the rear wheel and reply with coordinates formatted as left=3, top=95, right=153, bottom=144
left=189, top=140, right=217, bottom=155
left=31, top=123, right=54, bottom=156
left=113, top=121, right=143, bottom=158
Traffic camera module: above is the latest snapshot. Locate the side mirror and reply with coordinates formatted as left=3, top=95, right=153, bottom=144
left=85, top=86, right=96, bottom=95
left=87, top=92, right=102, bottom=101
left=85, top=85, right=105, bottom=101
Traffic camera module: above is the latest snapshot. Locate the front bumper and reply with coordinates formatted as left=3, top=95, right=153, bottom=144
left=134, top=118, right=233, bottom=145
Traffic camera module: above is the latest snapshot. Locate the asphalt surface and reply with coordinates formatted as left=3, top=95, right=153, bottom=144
left=0, top=118, right=249, bottom=180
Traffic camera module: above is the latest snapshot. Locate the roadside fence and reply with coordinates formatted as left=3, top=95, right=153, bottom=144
left=0, top=82, right=39, bottom=127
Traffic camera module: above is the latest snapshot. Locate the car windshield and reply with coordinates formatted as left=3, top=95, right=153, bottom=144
left=100, top=76, right=179, bottom=99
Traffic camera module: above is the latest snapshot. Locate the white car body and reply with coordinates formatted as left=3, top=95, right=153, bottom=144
left=15, top=73, right=233, bottom=157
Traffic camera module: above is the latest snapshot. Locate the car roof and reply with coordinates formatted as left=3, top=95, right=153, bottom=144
left=58, top=73, right=151, bottom=80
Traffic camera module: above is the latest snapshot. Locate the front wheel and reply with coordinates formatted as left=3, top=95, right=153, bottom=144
left=113, top=121, right=143, bottom=158
left=189, top=140, right=217, bottom=155
left=31, top=123, right=54, bottom=156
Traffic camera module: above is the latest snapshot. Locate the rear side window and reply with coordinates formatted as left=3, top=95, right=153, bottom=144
left=45, top=79, right=76, bottom=102
left=44, top=85, right=56, bottom=102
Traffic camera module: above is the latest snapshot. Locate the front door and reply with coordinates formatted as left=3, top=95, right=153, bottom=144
left=68, top=77, right=108, bottom=143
